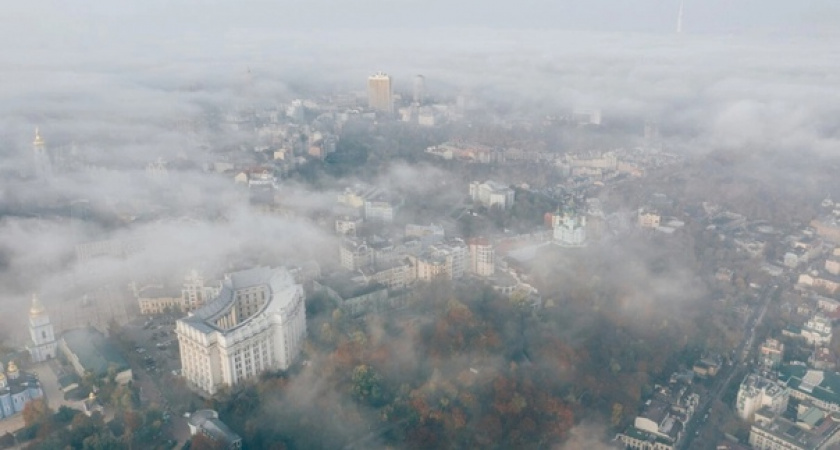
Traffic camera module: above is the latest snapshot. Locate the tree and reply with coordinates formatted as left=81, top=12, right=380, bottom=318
left=54, top=405, right=78, bottom=425
left=352, top=365, right=388, bottom=407
left=22, top=398, right=51, bottom=427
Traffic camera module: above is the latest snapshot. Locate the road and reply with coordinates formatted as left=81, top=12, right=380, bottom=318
left=681, top=285, right=777, bottom=449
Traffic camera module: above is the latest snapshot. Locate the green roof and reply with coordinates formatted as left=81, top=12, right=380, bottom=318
left=62, top=327, right=129, bottom=377
left=780, top=365, right=840, bottom=407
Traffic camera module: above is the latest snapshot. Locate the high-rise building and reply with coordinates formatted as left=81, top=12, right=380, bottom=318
left=176, top=267, right=306, bottom=396
left=28, top=294, right=58, bottom=363
left=413, top=75, right=425, bottom=105
left=368, top=72, right=393, bottom=113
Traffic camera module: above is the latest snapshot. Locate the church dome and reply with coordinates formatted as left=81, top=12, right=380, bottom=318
left=30, top=294, right=46, bottom=316
left=6, top=361, right=18, bottom=380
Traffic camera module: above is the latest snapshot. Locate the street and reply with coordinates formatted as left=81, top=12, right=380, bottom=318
left=681, top=285, right=776, bottom=449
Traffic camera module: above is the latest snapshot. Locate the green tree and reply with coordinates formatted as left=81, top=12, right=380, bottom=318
left=352, top=365, right=388, bottom=407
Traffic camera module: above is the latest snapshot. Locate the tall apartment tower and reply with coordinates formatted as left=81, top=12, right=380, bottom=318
left=368, top=72, right=393, bottom=113
left=413, top=75, right=425, bottom=105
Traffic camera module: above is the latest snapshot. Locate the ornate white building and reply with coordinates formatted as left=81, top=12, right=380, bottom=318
left=28, top=294, right=58, bottom=363
left=553, top=210, right=588, bottom=247
left=176, top=267, right=306, bottom=396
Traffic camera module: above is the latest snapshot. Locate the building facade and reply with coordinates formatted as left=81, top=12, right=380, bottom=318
left=469, top=181, right=515, bottom=210
left=468, top=238, right=495, bottom=277
left=367, top=72, right=393, bottom=113
left=28, top=294, right=58, bottom=363
left=735, top=374, right=790, bottom=422
left=176, top=267, right=306, bottom=396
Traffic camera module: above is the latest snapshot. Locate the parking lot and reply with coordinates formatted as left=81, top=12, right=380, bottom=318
left=122, top=314, right=181, bottom=378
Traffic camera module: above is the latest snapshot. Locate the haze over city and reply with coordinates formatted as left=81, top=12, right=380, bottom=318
left=0, top=1, right=839, bottom=449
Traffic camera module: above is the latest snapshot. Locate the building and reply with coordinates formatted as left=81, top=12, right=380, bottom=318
left=364, top=198, right=396, bottom=223
left=413, top=74, right=425, bottom=104
left=413, top=239, right=468, bottom=282
left=827, top=257, right=840, bottom=276
left=749, top=407, right=840, bottom=450
left=468, top=238, right=495, bottom=277
left=339, top=237, right=375, bottom=271
left=313, top=274, right=397, bottom=317
left=802, top=315, right=833, bottom=346
left=615, top=426, right=675, bottom=450
left=176, top=267, right=306, bottom=396
left=759, top=338, right=785, bottom=370
left=780, top=365, right=840, bottom=412
left=182, top=270, right=222, bottom=312
left=797, top=272, right=840, bottom=295
left=0, top=361, right=44, bottom=420
left=335, top=216, right=363, bottom=236
left=405, top=223, right=445, bottom=245
left=553, top=210, right=588, bottom=247
left=135, top=271, right=221, bottom=315
left=137, top=286, right=183, bottom=316
left=28, top=294, right=58, bottom=363
left=638, top=208, right=662, bottom=229
left=469, top=181, right=515, bottom=210
left=187, top=410, right=243, bottom=449
left=368, top=72, right=393, bottom=113
left=59, top=327, right=133, bottom=385
left=735, top=374, right=790, bottom=422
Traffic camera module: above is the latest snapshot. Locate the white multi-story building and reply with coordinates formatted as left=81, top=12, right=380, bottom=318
left=364, top=200, right=395, bottom=223
left=802, top=314, right=833, bottom=346
left=339, top=238, right=374, bottom=271
left=176, top=267, right=306, bottom=396
left=413, top=240, right=468, bottom=282
left=469, top=181, right=515, bottom=210
left=735, top=374, right=790, bottom=422
left=27, top=294, right=57, bottom=363
left=468, top=238, right=495, bottom=277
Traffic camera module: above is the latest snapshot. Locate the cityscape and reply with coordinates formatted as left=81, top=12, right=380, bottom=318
left=1, top=1, right=840, bottom=449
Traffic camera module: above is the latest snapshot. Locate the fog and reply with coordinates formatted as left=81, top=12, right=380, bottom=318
left=1, top=1, right=839, bottom=446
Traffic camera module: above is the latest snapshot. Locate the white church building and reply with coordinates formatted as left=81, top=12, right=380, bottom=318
left=27, top=294, right=58, bottom=363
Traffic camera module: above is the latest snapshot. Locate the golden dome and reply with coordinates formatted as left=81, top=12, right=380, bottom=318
left=30, top=294, right=46, bottom=316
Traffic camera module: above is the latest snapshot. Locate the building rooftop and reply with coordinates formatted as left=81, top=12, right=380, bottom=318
left=182, top=267, right=300, bottom=335
left=781, top=365, right=840, bottom=407
left=753, top=408, right=840, bottom=449
left=188, top=410, right=242, bottom=446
